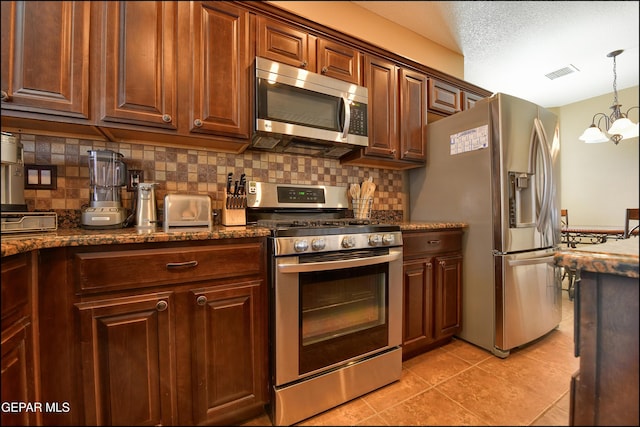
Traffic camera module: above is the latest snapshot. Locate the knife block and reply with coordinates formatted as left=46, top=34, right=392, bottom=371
left=221, top=193, right=246, bottom=226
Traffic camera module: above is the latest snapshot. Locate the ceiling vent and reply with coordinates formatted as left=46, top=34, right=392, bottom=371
left=545, top=64, right=580, bottom=80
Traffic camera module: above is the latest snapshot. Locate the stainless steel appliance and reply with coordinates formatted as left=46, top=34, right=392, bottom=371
left=1, top=131, right=27, bottom=212
left=409, top=93, right=562, bottom=358
left=246, top=182, right=402, bottom=426
left=81, top=149, right=128, bottom=229
left=251, top=57, right=368, bottom=158
left=135, top=182, right=157, bottom=233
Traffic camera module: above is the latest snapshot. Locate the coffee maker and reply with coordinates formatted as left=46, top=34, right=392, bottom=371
left=81, top=149, right=128, bottom=229
left=1, top=132, right=27, bottom=212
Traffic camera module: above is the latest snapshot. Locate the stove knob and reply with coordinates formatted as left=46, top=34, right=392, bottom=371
left=311, top=238, right=326, bottom=251
left=341, top=235, right=356, bottom=249
left=294, top=239, right=309, bottom=252
left=382, top=234, right=396, bottom=245
left=368, top=234, right=382, bottom=246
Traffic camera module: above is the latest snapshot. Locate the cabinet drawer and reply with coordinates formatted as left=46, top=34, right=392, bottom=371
left=75, top=242, right=264, bottom=293
left=402, top=230, right=462, bottom=258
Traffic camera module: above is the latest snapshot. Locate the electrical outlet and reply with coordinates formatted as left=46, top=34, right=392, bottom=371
left=127, top=169, right=144, bottom=191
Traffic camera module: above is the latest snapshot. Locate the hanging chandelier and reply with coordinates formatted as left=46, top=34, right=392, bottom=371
left=579, top=49, right=639, bottom=145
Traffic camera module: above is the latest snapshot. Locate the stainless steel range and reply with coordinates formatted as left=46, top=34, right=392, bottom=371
left=246, top=182, right=403, bottom=426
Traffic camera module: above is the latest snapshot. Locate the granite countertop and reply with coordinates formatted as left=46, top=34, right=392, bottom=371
left=1, top=221, right=466, bottom=258
left=555, top=238, right=639, bottom=279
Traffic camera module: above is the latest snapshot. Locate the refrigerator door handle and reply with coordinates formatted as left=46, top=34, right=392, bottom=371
left=507, top=255, right=556, bottom=266
left=528, top=118, right=553, bottom=234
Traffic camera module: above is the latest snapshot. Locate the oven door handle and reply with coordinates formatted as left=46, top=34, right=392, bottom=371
left=278, top=251, right=401, bottom=273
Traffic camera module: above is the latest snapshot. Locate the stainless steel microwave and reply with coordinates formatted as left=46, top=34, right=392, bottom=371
left=251, top=57, right=368, bottom=158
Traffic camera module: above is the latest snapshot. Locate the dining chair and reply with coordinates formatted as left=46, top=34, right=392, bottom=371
left=623, top=208, right=639, bottom=238
left=559, top=209, right=576, bottom=300
left=560, top=209, right=569, bottom=228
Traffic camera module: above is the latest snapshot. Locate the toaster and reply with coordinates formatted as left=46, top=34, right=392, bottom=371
left=163, top=194, right=212, bottom=232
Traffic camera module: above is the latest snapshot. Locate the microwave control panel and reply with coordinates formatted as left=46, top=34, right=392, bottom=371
left=349, top=103, right=368, bottom=136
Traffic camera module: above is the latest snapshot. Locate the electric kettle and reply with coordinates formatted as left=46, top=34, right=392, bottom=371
left=135, top=182, right=158, bottom=233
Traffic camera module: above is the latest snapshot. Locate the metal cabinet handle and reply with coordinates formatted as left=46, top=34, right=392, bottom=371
left=300, top=60, right=308, bottom=68
left=1, top=90, right=9, bottom=101
left=196, top=295, right=207, bottom=306
left=194, top=119, right=203, bottom=127
left=156, top=300, right=168, bottom=311
left=428, top=240, right=441, bottom=245
left=439, top=260, right=446, bottom=267
left=162, top=114, right=172, bottom=123
left=321, top=66, right=328, bottom=74
left=166, top=260, right=198, bottom=269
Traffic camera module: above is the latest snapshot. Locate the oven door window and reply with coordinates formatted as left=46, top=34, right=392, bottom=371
left=298, top=263, right=388, bottom=375
left=257, top=79, right=344, bottom=132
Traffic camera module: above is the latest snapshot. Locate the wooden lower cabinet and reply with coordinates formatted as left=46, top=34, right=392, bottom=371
left=1, top=252, right=39, bottom=427
left=570, top=270, right=639, bottom=426
left=401, top=230, right=463, bottom=360
left=75, top=291, right=177, bottom=426
left=37, top=238, right=268, bottom=426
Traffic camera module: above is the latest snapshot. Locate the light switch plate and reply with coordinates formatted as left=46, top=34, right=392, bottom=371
left=24, top=164, right=57, bottom=190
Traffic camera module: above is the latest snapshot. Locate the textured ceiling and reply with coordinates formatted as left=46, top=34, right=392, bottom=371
left=353, top=1, right=639, bottom=108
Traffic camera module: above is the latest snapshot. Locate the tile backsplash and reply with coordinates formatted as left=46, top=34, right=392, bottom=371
left=18, top=133, right=406, bottom=227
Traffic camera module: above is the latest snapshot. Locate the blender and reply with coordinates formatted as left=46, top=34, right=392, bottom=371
left=81, top=149, right=128, bottom=229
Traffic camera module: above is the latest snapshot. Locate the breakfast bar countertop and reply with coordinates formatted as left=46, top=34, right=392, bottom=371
left=1, top=221, right=467, bottom=258
left=554, top=237, right=639, bottom=279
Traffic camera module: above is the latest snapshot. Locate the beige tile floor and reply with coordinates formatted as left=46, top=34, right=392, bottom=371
left=243, top=287, right=577, bottom=426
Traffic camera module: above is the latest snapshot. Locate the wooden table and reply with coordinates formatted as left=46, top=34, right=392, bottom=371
left=560, top=226, right=629, bottom=300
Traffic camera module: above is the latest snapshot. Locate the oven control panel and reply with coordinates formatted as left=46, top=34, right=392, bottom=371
left=274, top=232, right=403, bottom=256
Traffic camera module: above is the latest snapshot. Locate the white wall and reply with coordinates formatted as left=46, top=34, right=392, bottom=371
left=558, top=86, right=639, bottom=226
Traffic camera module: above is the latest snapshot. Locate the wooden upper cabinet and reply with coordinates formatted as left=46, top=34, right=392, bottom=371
left=341, top=54, right=426, bottom=169
left=428, top=78, right=462, bottom=115
left=257, top=16, right=316, bottom=70
left=317, top=38, right=361, bottom=85
left=257, top=16, right=361, bottom=85
left=362, top=55, right=397, bottom=159
left=0, top=1, right=91, bottom=118
left=399, top=68, right=427, bottom=162
left=462, top=91, right=484, bottom=110
left=98, top=1, right=178, bottom=130
left=188, top=1, right=252, bottom=139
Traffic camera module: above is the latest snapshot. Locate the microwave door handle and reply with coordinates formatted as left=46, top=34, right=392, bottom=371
left=340, top=95, right=351, bottom=140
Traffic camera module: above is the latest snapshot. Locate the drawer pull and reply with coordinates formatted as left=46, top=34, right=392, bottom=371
left=166, top=260, right=198, bottom=269
left=428, top=240, right=441, bottom=245
left=196, top=295, right=207, bottom=306
left=156, top=300, right=168, bottom=311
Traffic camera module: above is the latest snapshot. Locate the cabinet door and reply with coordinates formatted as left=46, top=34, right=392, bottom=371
left=363, top=54, right=397, bottom=158
left=0, top=1, right=90, bottom=118
left=317, top=38, right=361, bottom=85
left=75, top=292, right=177, bottom=426
left=256, top=16, right=316, bottom=71
left=189, top=1, right=252, bottom=138
left=399, top=68, right=427, bottom=162
left=462, top=91, right=483, bottom=110
left=402, top=259, right=434, bottom=359
left=99, top=1, right=177, bottom=129
left=190, top=279, right=267, bottom=425
left=428, top=78, right=461, bottom=115
left=434, top=254, right=462, bottom=339
left=1, top=252, right=38, bottom=427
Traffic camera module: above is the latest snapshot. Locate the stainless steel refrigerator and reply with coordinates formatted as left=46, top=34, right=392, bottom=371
left=409, top=92, right=562, bottom=358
